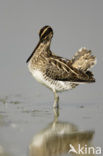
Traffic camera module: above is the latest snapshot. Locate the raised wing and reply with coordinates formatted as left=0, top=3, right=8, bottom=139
left=45, top=56, right=95, bottom=82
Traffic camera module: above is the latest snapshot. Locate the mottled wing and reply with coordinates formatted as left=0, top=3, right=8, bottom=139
left=45, top=56, right=94, bottom=82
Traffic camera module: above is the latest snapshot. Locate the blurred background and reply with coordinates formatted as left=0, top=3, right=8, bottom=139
left=0, top=0, right=103, bottom=156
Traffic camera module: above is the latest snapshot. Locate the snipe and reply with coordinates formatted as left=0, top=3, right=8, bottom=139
left=26, top=25, right=96, bottom=108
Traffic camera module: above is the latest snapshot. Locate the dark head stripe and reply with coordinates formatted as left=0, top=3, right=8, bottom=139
left=39, top=26, right=53, bottom=39
left=40, top=27, right=53, bottom=40
left=39, top=26, right=49, bottom=37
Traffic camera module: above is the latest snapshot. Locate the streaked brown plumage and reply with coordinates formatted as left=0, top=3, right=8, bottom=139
left=26, top=25, right=96, bottom=108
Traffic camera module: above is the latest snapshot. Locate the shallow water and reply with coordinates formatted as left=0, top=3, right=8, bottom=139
left=0, top=95, right=103, bottom=156
left=0, top=0, right=103, bottom=155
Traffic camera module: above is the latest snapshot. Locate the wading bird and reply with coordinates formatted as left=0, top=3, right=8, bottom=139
left=26, top=25, right=96, bottom=108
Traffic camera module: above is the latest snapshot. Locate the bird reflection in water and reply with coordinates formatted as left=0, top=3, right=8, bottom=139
left=29, top=108, right=94, bottom=156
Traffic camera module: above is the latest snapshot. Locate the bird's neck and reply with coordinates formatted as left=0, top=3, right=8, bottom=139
left=26, top=40, right=51, bottom=63
left=33, top=40, right=51, bottom=57
left=40, top=40, right=51, bottom=50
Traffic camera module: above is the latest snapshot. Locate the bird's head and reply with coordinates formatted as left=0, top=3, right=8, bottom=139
left=39, top=25, right=53, bottom=42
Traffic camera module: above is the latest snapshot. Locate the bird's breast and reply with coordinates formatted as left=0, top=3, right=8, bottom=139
left=32, top=70, right=45, bottom=84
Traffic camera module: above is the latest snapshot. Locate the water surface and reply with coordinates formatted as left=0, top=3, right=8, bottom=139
left=0, top=95, right=103, bottom=156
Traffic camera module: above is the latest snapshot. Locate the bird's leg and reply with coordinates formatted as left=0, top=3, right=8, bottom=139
left=52, top=107, right=59, bottom=127
left=53, top=107, right=59, bottom=120
left=53, top=90, right=59, bottom=108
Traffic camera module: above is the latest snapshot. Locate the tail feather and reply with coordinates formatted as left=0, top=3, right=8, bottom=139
left=86, top=71, right=95, bottom=82
left=71, top=47, right=96, bottom=83
left=71, top=47, right=96, bottom=71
